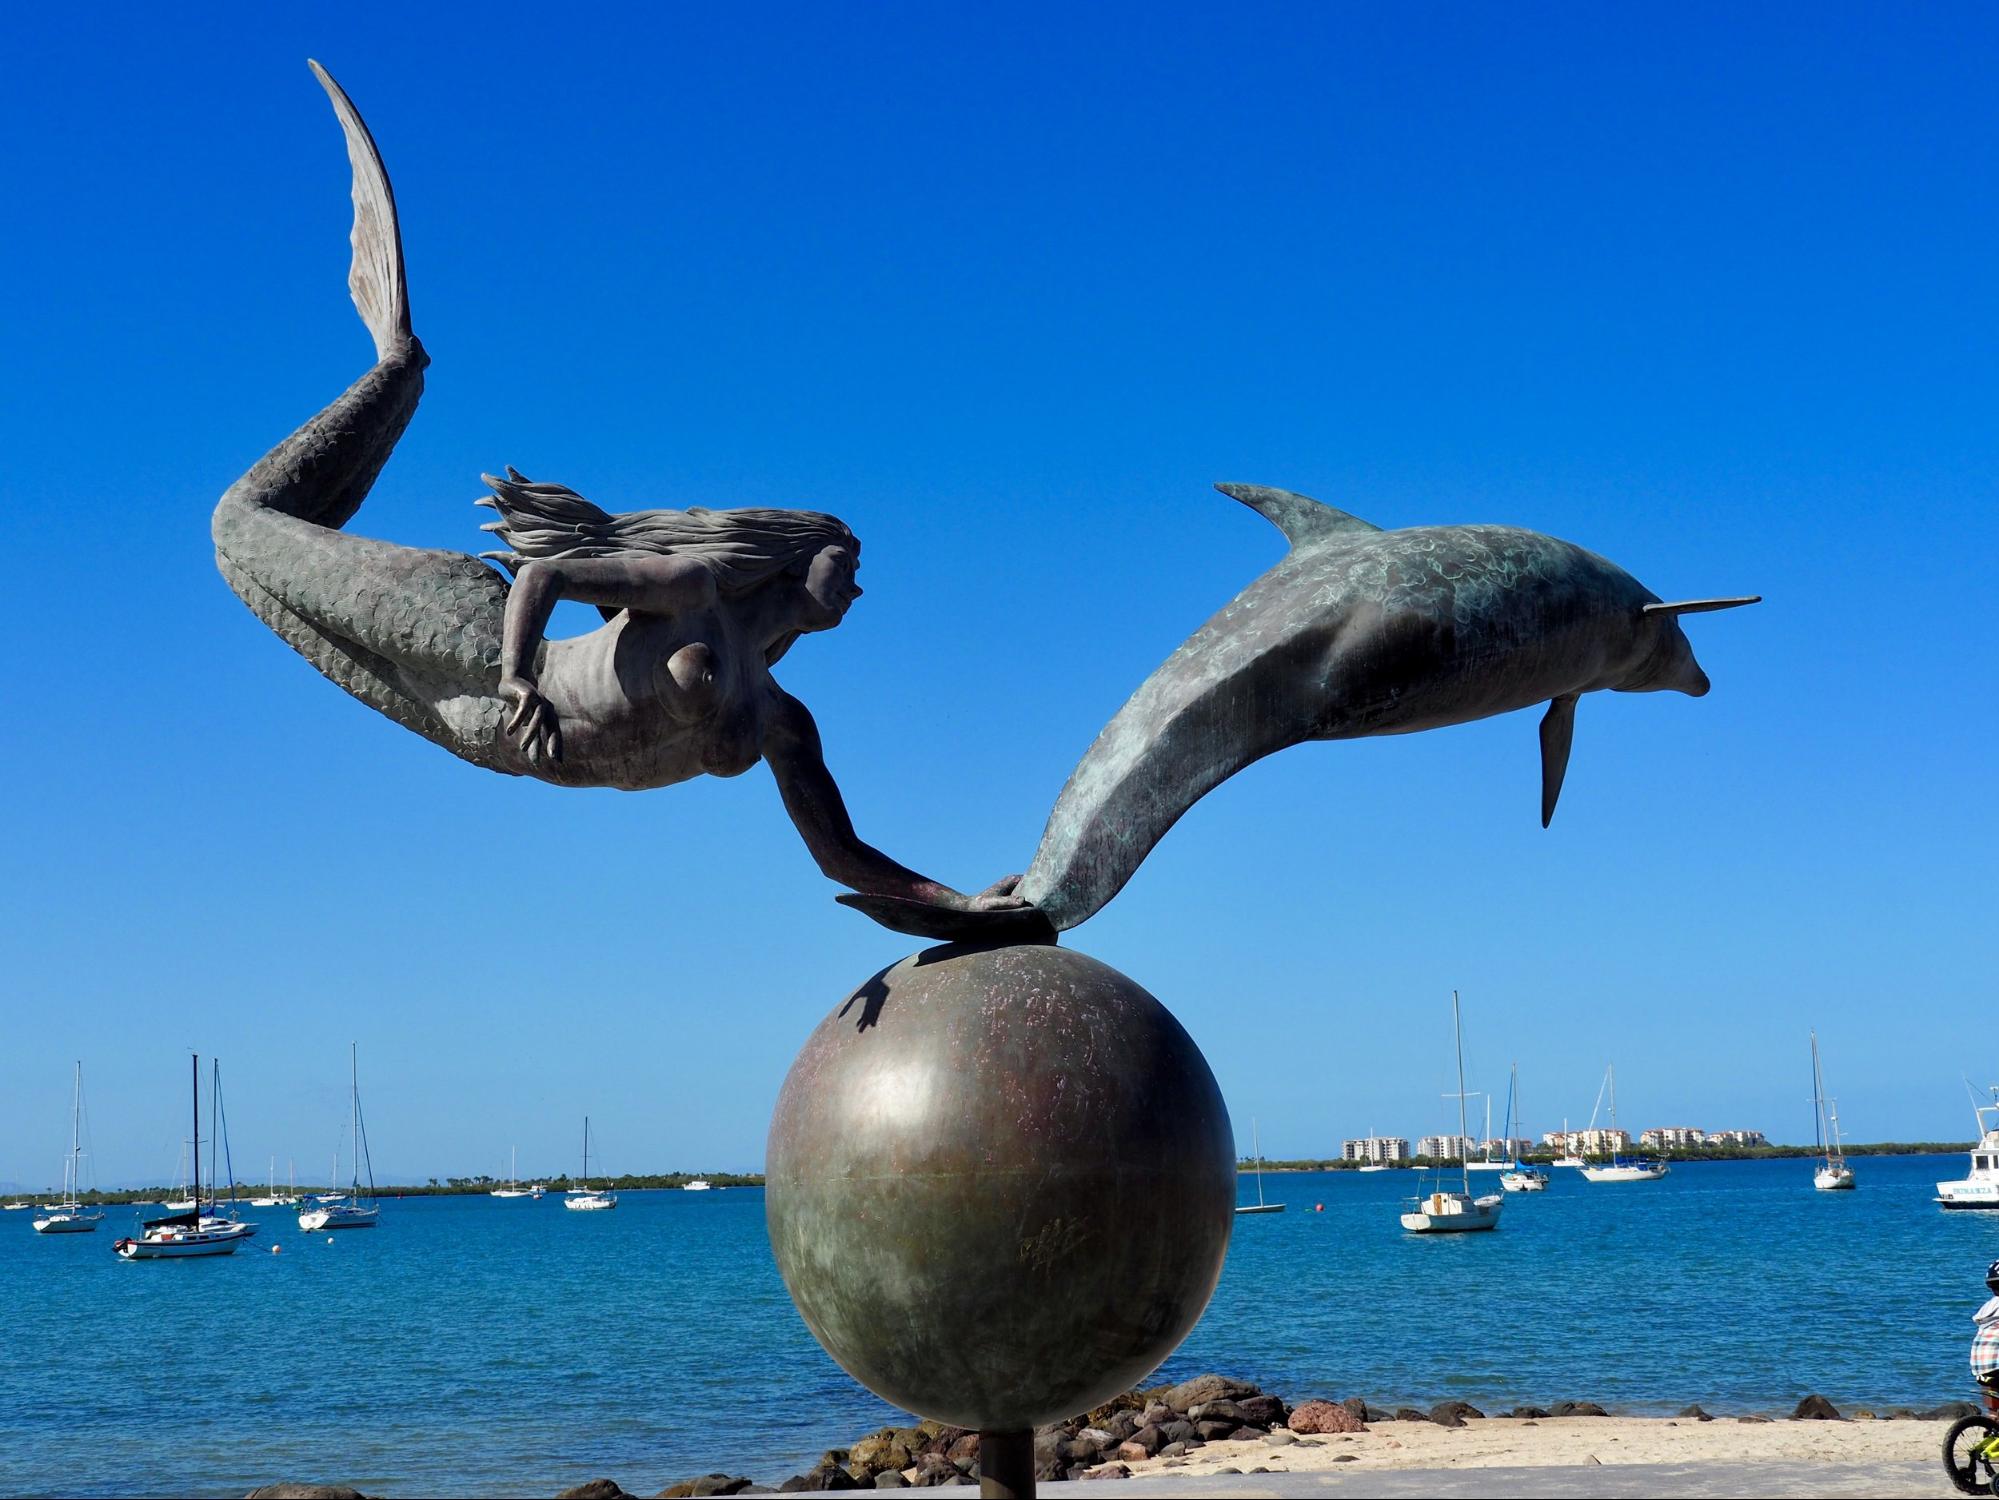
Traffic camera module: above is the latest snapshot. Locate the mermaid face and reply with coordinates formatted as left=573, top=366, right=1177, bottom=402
left=800, top=544, right=863, bottom=630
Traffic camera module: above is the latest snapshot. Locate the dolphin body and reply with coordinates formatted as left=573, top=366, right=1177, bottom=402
left=1003, top=483, right=1757, bottom=933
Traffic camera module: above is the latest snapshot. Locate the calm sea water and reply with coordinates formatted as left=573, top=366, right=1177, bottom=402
left=3, top=1154, right=1994, bottom=1497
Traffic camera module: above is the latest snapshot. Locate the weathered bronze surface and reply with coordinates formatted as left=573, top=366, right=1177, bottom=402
left=766, top=943, right=1235, bottom=1432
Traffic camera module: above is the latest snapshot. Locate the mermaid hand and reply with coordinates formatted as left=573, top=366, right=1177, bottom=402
left=499, top=675, right=562, bottom=764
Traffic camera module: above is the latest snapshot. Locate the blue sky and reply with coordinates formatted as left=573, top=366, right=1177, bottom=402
left=4, top=4, right=1994, bottom=1185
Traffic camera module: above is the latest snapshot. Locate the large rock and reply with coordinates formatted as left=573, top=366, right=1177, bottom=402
left=656, top=1479, right=755, bottom=1498
left=1678, top=1405, right=1713, bottom=1422
left=1289, top=1400, right=1367, bottom=1435
left=1238, top=1395, right=1289, bottom=1428
left=766, top=945, right=1236, bottom=1432
left=1430, top=1401, right=1484, bottom=1427
left=1552, top=1401, right=1608, bottom=1417
left=1159, top=1375, right=1260, bottom=1414
left=556, top=1484, right=633, bottom=1500
left=245, top=1489, right=374, bottom=1500
left=1792, top=1394, right=1842, bottom=1421
left=848, top=1429, right=922, bottom=1476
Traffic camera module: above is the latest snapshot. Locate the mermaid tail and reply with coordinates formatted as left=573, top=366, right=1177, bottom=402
left=211, top=63, right=515, bottom=772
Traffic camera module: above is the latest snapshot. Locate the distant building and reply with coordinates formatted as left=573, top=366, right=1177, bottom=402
left=1480, top=1137, right=1535, bottom=1161
left=1542, top=1128, right=1631, bottom=1156
left=1641, top=1126, right=1706, bottom=1150
left=1708, top=1129, right=1768, bottom=1148
left=1341, top=1137, right=1409, bottom=1164
left=1417, top=1134, right=1480, bottom=1160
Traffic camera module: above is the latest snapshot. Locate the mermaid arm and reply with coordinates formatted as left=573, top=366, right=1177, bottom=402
left=496, top=554, right=719, bottom=759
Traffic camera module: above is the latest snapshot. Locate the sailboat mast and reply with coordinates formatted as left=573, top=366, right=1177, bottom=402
left=191, top=1053, right=200, bottom=1213
left=1811, top=1032, right=1827, bottom=1163
left=1452, top=991, right=1470, bottom=1195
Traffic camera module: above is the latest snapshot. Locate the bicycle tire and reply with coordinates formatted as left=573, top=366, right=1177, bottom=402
left=1944, top=1413, right=1999, bottom=1495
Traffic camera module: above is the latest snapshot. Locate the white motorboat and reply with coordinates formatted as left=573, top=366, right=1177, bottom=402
left=528, top=1183, right=547, bottom=1199
left=301, top=1044, right=381, bottom=1231
left=1357, top=1164, right=1392, bottom=1173
left=682, top=1179, right=713, bottom=1192
left=117, top=1055, right=258, bottom=1259
left=491, top=1146, right=533, bottom=1198
left=1809, top=1033, right=1855, bottom=1191
left=1578, top=1065, right=1669, bottom=1183
left=564, top=1117, right=618, bottom=1211
left=1401, top=992, right=1503, bottom=1234
left=1235, top=1119, right=1285, bottom=1214
left=33, top=1062, right=105, bottom=1235
left=1937, top=1087, right=1999, bottom=1210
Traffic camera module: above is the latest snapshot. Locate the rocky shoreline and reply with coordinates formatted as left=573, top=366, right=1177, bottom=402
left=245, top=1374, right=1984, bottom=1498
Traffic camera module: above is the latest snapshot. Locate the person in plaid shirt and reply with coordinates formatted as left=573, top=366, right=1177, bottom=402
left=1974, top=1260, right=1999, bottom=1409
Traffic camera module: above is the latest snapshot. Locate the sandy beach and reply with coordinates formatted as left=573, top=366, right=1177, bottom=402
left=1074, top=1415, right=1955, bottom=1497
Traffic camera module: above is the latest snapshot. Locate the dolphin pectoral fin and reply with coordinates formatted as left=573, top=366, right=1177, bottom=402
left=1215, top=483, right=1382, bottom=548
left=1539, top=693, right=1579, bottom=828
left=834, top=892, right=1058, bottom=945
left=1642, top=596, right=1761, bottom=616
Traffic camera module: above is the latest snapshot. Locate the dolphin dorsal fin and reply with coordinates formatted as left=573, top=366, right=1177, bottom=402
left=1538, top=693, right=1579, bottom=828
left=1215, top=483, right=1382, bottom=548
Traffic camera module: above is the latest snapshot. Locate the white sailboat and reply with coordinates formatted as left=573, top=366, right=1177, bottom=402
left=1356, top=1129, right=1393, bottom=1172
left=250, top=1157, right=299, bottom=1208
left=564, top=1118, right=618, bottom=1211
left=116, top=1055, right=258, bottom=1259
left=1467, top=1094, right=1508, bottom=1171
left=33, top=1062, right=105, bottom=1234
left=1810, top=1033, right=1855, bottom=1191
left=1235, top=1118, right=1285, bottom=1214
left=1936, top=1085, right=1999, bottom=1209
left=1579, top=1064, right=1669, bottom=1183
left=1401, top=993, right=1503, bottom=1234
left=491, top=1146, right=532, bottom=1198
left=1498, top=1065, right=1549, bottom=1192
left=299, top=1044, right=380, bottom=1231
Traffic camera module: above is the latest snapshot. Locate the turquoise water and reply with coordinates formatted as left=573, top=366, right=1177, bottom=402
left=3, top=1155, right=1994, bottom=1497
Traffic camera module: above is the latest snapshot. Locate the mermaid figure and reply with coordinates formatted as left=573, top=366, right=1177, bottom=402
left=213, top=63, right=1038, bottom=938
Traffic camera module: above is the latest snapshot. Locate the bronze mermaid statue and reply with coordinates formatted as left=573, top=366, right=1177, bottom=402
left=212, top=63, right=1041, bottom=938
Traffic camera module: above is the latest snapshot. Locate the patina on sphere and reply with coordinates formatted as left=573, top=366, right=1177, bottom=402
left=766, top=941, right=1235, bottom=1432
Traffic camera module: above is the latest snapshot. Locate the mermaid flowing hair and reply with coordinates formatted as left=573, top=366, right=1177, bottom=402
left=477, top=470, right=858, bottom=595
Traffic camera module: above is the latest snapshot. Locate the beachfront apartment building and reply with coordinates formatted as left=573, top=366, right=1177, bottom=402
left=1341, top=1137, right=1410, bottom=1164
left=1707, top=1129, right=1769, bottom=1148
left=1641, top=1126, right=1706, bottom=1149
left=1541, top=1127, right=1632, bottom=1155
left=1417, top=1134, right=1480, bottom=1160
left=1480, top=1136, right=1535, bottom=1160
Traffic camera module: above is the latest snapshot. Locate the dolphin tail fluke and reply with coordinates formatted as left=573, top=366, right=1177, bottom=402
left=308, top=59, right=411, bottom=360
left=1539, top=693, right=1578, bottom=827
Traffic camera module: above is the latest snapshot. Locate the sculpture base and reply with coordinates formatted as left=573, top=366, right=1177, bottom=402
left=979, top=1428, right=1031, bottom=1499
left=766, top=941, right=1235, bottom=1442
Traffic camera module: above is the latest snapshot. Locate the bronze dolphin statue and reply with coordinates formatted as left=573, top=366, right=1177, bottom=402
left=844, top=484, right=1755, bottom=939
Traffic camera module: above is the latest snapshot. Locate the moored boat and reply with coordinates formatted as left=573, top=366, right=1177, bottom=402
left=33, top=1063, right=104, bottom=1235
left=300, top=1044, right=380, bottom=1231
left=1235, top=1118, right=1285, bottom=1214
left=1937, top=1088, right=1999, bottom=1210
left=116, top=1055, right=257, bottom=1259
left=564, top=1118, right=618, bottom=1212
left=1577, top=1065, right=1669, bottom=1183
left=1402, top=992, right=1503, bottom=1234
left=1810, top=1032, right=1855, bottom=1192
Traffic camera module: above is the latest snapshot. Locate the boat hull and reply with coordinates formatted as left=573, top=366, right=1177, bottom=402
left=1580, top=1164, right=1669, bottom=1183
left=1234, top=1203, right=1286, bottom=1214
left=115, top=1224, right=255, bottom=1258
left=1814, top=1168, right=1855, bottom=1191
left=32, top=1214, right=102, bottom=1234
left=1937, top=1182, right=1999, bottom=1209
left=299, top=1206, right=379, bottom=1231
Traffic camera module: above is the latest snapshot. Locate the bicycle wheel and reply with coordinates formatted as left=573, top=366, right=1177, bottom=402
left=1943, top=1413, right=1999, bottom=1495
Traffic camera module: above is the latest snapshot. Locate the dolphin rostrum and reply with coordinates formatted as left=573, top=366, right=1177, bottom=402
left=996, top=483, right=1758, bottom=933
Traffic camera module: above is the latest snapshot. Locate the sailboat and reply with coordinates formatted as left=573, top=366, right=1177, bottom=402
left=299, top=1044, right=380, bottom=1230
left=1499, top=1065, right=1549, bottom=1192
left=1356, top=1130, right=1394, bottom=1172
left=33, top=1062, right=105, bottom=1234
left=250, top=1157, right=299, bottom=1208
left=564, top=1117, right=618, bottom=1211
left=491, top=1146, right=532, bottom=1198
left=115, top=1055, right=258, bottom=1258
left=1579, top=1064, right=1669, bottom=1182
left=1400, top=993, right=1503, bottom=1233
left=1467, top=1093, right=1507, bottom=1171
left=1235, top=1118, right=1285, bottom=1214
left=1811, top=1033, right=1855, bottom=1191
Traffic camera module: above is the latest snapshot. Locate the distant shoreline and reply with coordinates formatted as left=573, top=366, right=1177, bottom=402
left=1242, top=1143, right=1971, bottom=1171
left=0, top=1172, right=767, bottom=1206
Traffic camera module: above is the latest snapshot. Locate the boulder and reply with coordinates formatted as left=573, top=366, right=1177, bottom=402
left=1341, top=1397, right=1380, bottom=1424
left=1104, top=1411, right=1139, bottom=1442
left=1239, top=1394, right=1289, bottom=1428
left=1552, top=1402, right=1608, bottom=1417
left=246, top=1489, right=374, bottom=1500
left=1160, top=1374, right=1260, bottom=1413
left=872, top=1475, right=908, bottom=1490
left=1677, top=1404, right=1712, bottom=1422
left=848, top=1432, right=916, bottom=1477
left=1289, top=1400, right=1367, bottom=1435
left=945, top=1434, right=980, bottom=1466
left=1125, top=1425, right=1166, bottom=1456
left=1392, top=1407, right=1429, bottom=1423
left=1792, top=1395, right=1842, bottom=1421
left=1186, top=1400, right=1246, bottom=1425
left=1430, top=1401, right=1483, bottom=1427
left=1080, top=1463, right=1130, bottom=1481
left=1194, top=1419, right=1238, bottom=1441
left=556, top=1484, right=633, bottom=1500
left=1508, top=1407, right=1551, bottom=1420
left=1226, top=1426, right=1266, bottom=1442
left=1156, top=1441, right=1192, bottom=1459
left=1737, top=1415, right=1771, bottom=1424
left=1140, top=1403, right=1172, bottom=1427
left=910, top=1455, right=960, bottom=1487
left=1159, top=1419, right=1196, bottom=1445
left=656, top=1480, right=754, bottom=1499
left=1923, top=1402, right=1982, bottom=1421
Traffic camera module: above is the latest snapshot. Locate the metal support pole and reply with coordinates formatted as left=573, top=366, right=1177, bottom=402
left=979, top=1428, right=1033, bottom=1499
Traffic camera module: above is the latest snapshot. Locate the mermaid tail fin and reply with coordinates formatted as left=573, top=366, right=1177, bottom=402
left=308, top=59, right=410, bottom=360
